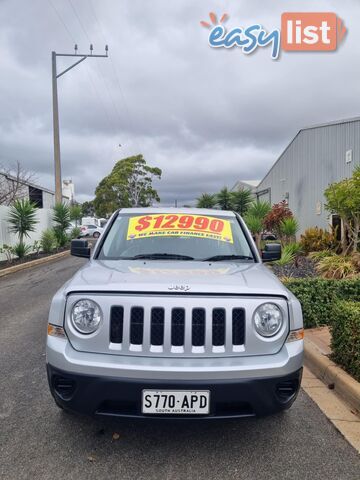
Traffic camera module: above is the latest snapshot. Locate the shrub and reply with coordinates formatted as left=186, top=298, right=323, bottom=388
left=330, top=301, right=360, bottom=382
left=0, top=244, right=15, bottom=263
left=300, top=227, right=338, bottom=254
left=280, top=217, right=299, bottom=243
left=308, top=250, right=336, bottom=261
left=70, top=227, right=81, bottom=239
left=264, top=201, right=293, bottom=236
left=41, top=229, right=56, bottom=254
left=316, top=255, right=357, bottom=279
left=32, top=240, right=41, bottom=256
left=284, top=278, right=336, bottom=328
left=350, top=252, right=360, bottom=271
left=54, top=230, right=69, bottom=248
left=283, top=277, right=360, bottom=328
left=13, top=242, right=32, bottom=259
left=335, top=278, right=360, bottom=301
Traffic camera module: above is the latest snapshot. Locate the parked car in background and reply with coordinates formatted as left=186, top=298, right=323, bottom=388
left=79, top=224, right=104, bottom=238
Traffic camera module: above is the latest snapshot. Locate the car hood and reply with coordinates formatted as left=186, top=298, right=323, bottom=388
left=65, top=259, right=289, bottom=298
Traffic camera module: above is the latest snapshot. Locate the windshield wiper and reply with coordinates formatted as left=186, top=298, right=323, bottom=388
left=124, top=253, right=195, bottom=261
left=202, top=254, right=254, bottom=262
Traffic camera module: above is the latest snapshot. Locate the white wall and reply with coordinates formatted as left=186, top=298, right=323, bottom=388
left=0, top=206, right=53, bottom=260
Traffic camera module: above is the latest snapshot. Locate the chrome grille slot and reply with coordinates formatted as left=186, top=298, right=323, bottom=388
left=171, top=308, right=185, bottom=346
left=192, top=308, right=206, bottom=346
left=150, top=308, right=165, bottom=346
left=212, top=308, right=226, bottom=346
left=110, top=306, right=123, bottom=344
left=130, top=307, right=144, bottom=345
left=232, top=308, right=245, bottom=345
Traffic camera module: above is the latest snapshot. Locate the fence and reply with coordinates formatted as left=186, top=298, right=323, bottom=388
left=0, top=206, right=53, bottom=260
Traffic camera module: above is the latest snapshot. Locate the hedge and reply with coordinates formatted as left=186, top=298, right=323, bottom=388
left=283, top=278, right=360, bottom=328
left=330, top=301, right=360, bottom=382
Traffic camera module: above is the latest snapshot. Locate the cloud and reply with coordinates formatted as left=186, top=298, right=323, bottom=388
left=0, top=0, right=359, bottom=206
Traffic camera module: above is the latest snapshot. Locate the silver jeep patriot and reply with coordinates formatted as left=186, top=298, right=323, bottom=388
left=46, top=208, right=304, bottom=418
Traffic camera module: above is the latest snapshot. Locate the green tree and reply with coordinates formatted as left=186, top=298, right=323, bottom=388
left=70, top=204, right=82, bottom=226
left=325, top=166, right=360, bottom=254
left=7, top=199, right=38, bottom=257
left=196, top=193, right=216, bottom=209
left=53, top=203, right=71, bottom=247
left=94, top=155, right=162, bottom=217
left=216, top=187, right=233, bottom=210
left=231, top=189, right=253, bottom=216
left=81, top=200, right=95, bottom=217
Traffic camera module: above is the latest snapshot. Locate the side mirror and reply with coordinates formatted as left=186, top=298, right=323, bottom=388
left=261, top=243, right=281, bottom=262
left=71, top=239, right=91, bottom=259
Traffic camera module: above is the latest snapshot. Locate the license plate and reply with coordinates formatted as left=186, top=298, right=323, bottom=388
left=142, top=390, right=210, bottom=415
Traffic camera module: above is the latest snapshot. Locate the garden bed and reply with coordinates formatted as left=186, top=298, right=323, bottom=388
left=270, top=255, right=317, bottom=279
left=0, top=247, right=69, bottom=271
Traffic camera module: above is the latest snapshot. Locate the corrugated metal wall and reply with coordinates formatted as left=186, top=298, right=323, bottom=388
left=256, top=119, right=360, bottom=234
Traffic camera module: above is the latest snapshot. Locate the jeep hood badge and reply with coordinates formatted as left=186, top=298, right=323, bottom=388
left=168, top=285, right=190, bottom=292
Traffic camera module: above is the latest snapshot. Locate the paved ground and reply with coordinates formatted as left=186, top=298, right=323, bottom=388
left=0, top=257, right=359, bottom=480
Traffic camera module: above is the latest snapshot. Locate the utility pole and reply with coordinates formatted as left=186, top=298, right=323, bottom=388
left=51, top=45, right=108, bottom=203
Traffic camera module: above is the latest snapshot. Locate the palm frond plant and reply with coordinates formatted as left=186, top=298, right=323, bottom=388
left=244, top=201, right=271, bottom=250
left=276, top=242, right=303, bottom=267
left=216, top=187, right=233, bottom=210
left=7, top=199, right=38, bottom=258
left=196, top=193, right=217, bottom=209
left=280, top=217, right=299, bottom=244
left=248, top=200, right=271, bottom=220
left=53, top=203, right=71, bottom=247
left=231, top=189, right=253, bottom=216
left=273, top=245, right=296, bottom=266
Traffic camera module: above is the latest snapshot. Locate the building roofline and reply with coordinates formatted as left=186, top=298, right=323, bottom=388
left=257, top=116, right=360, bottom=190
left=0, top=172, right=69, bottom=199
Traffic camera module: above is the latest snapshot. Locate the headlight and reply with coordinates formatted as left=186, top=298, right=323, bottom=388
left=71, top=299, right=102, bottom=334
left=254, top=303, right=283, bottom=337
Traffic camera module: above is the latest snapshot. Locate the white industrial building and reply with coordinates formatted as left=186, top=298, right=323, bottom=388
left=236, top=117, right=360, bottom=237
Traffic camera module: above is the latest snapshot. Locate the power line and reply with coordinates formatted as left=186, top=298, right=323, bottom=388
left=47, top=0, right=77, bottom=43
left=67, top=0, right=91, bottom=43
left=89, top=0, right=143, bottom=154
left=46, top=0, right=120, bottom=140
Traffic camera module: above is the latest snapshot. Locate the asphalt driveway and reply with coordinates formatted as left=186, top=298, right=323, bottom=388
left=0, top=256, right=359, bottom=480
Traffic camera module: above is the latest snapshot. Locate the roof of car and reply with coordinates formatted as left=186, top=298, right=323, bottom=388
left=119, top=208, right=236, bottom=217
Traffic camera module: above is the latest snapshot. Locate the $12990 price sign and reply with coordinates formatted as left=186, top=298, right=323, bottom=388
left=127, top=214, right=233, bottom=243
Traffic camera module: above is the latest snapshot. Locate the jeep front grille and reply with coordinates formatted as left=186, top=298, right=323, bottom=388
left=66, top=294, right=289, bottom=358
left=110, top=304, right=245, bottom=354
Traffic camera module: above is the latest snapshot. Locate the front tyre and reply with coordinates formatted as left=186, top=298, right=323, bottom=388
left=93, top=232, right=100, bottom=238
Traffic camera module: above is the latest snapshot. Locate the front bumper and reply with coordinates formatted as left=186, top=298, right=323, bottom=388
left=47, top=364, right=302, bottom=418
left=46, top=338, right=303, bottom=418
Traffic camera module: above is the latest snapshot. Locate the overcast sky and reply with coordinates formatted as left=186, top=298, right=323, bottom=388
left=1, top=0, right=360, bottom=205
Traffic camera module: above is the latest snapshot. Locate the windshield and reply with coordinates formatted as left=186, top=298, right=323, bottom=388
left=97, top=212, right=255, bottom=262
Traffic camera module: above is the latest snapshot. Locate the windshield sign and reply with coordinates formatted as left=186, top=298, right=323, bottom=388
left=127, top=214, right=233, bottom=243
left=98, top=212, right=254, bottom=262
